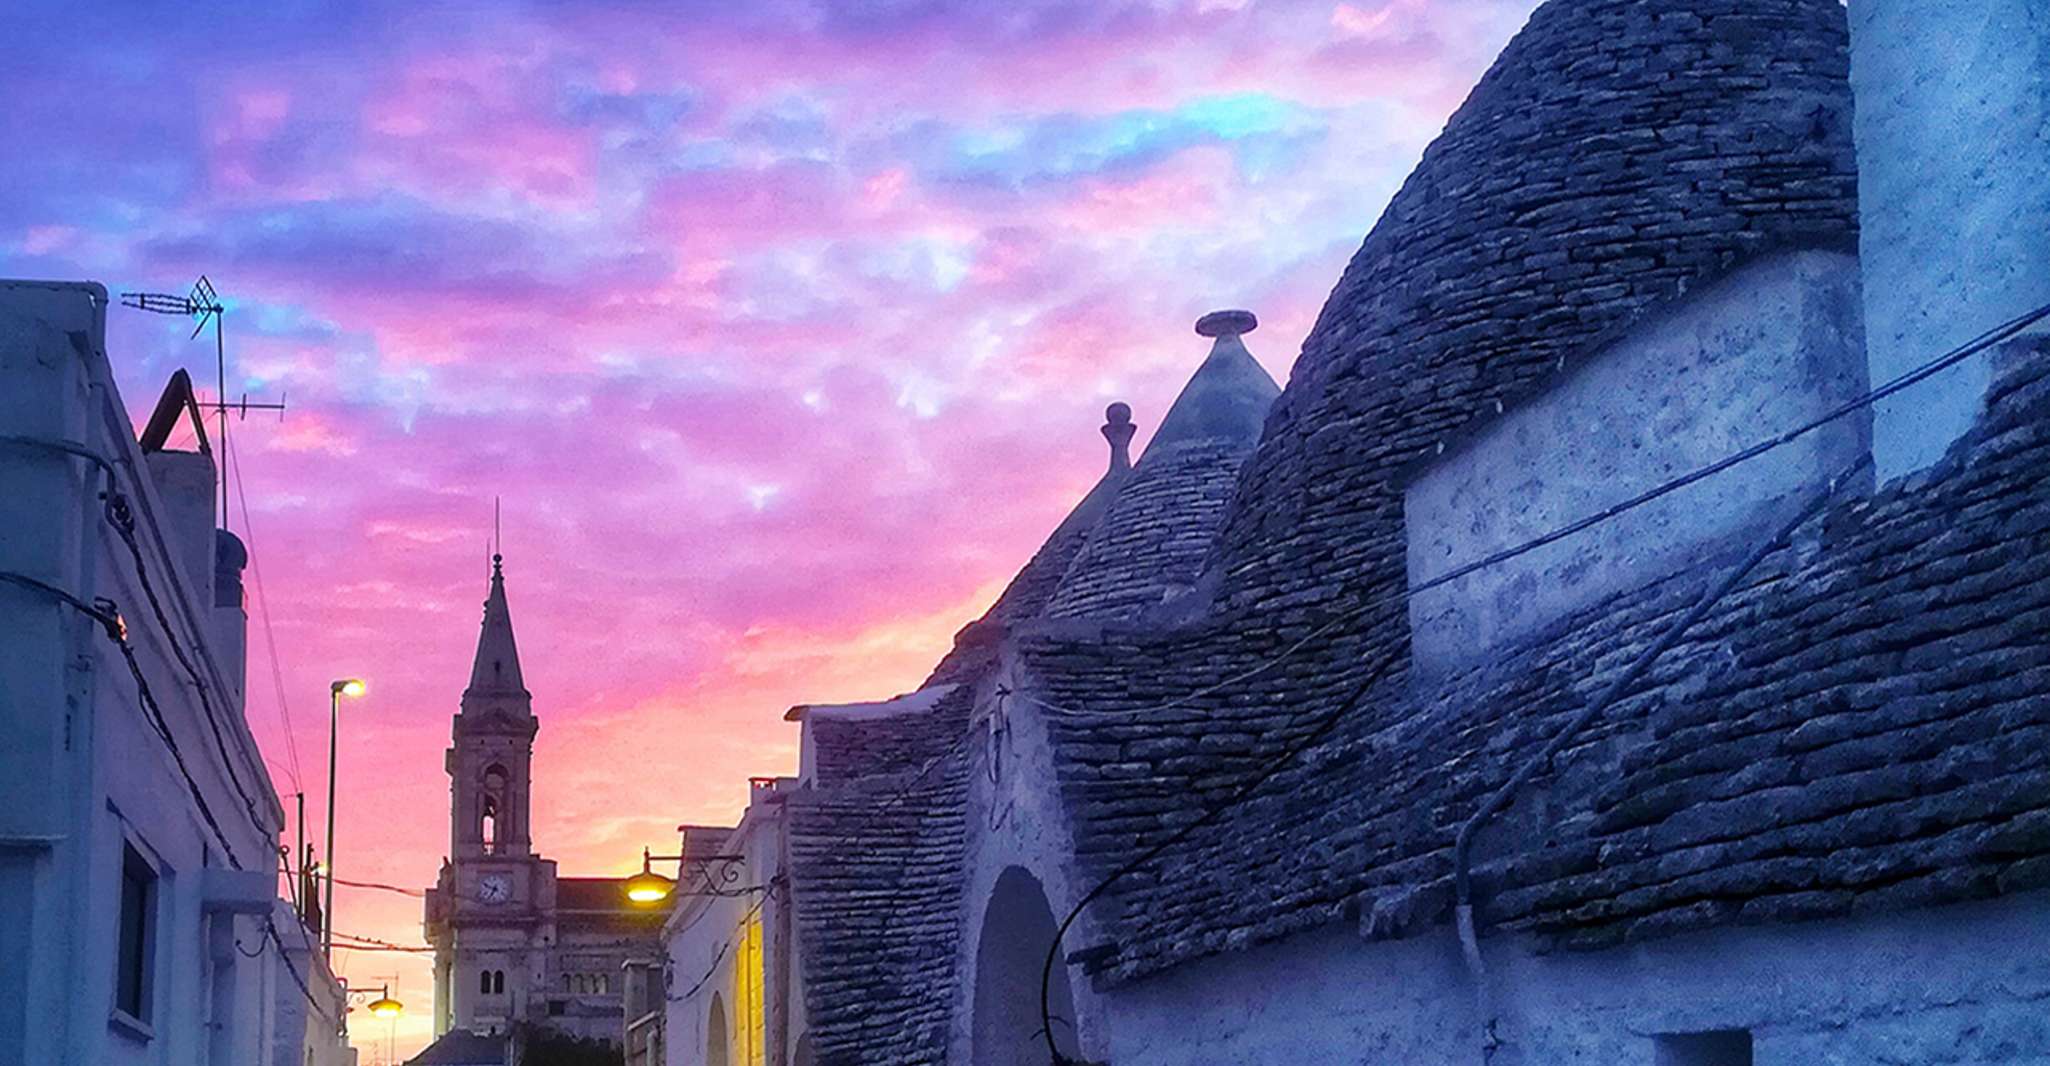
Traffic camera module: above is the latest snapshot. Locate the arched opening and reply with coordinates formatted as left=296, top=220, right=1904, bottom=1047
left=481, top=764, right=510, bottom=852
left=480, top=795, right=499, bottom=851
left=480, top=969, right=491, bottom=995
left=972, top=866, right=1080, bottom=1066
left=706, top=992, right=729, bottom=1066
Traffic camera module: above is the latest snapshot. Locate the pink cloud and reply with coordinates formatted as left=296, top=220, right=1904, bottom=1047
left=11, top=4, right=1553, bottom=1058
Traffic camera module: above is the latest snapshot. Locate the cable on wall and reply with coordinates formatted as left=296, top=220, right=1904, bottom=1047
left=1036, top=652, right=1402, bottom=1064
left=2, top=569, right=338, bottom=1027
left=1015, top=296, right=2050, bottom=723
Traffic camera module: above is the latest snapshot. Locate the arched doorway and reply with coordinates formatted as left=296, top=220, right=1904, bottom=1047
left=972, top=866, right=1081, bottom=1066
left=707, top=992, right=729, bottom=1066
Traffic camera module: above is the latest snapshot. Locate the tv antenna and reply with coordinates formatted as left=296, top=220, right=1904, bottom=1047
left=120, top=276, right=287, bottom=530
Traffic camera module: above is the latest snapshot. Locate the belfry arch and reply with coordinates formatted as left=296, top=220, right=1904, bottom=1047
left=972, top=866, right=1081, bottom=1066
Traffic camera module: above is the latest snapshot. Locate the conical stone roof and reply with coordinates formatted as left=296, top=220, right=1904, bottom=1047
left=1042, top=311, right=1280, bottom=620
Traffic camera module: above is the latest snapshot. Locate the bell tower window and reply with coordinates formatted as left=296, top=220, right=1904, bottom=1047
left=480, top=764, right=510, bottom=854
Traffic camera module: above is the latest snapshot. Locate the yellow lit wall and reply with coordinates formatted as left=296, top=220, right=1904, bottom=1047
left=734, top=911, right=766, bottom=1066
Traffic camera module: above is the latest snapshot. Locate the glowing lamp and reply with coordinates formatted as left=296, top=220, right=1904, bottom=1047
left=367, top=992, right=403, bottom=1019
left=332, top=678, right=367, bottom=698
left=625, top=868, right=675, bottom=905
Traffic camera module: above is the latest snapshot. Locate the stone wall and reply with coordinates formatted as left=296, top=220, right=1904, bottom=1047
left=1032, top=345, right=2050, bottom=988
left=1013, top=0, right=1876, bottom=990
left=1097, top=892, right=2050, bottom=1065
left=1406, top=249, right=1868, bottom=673
left=1209, top=0, right=1859, bottom=621
left=1849, top=0, right=2050, bottom=481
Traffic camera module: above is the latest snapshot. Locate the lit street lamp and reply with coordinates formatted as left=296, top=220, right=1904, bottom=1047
left=622, top=840, right=750, bottom=906
left=340, top=980, right=404, bottom=1040
left=624, top=847, right=677, bottom=905
left=325, top=678, right=366, bottom=960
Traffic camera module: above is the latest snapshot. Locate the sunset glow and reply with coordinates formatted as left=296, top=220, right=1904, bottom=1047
left=3, top=1, right=1539, bottom=1057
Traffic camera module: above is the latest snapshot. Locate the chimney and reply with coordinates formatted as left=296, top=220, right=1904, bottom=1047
left=213, top=530, right=249, bottom=711
left=140, top=448, right=219, bottom=597
left=1102, top=402, right=1135, bottom=473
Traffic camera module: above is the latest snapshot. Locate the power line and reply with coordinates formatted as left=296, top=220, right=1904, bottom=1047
left=2, top=572, right=336, bottom=1029
left=100, top=475, right=277, bottom=839
left=1449, top=451, right=1868, bottom=1059
left=1024, top=303, right=2049, bottom=1060
left=280, top=867, right=425, bottom=897
left=267, top=912, right=338, bottom=1026
left=226, top=430, right=306, bottom=793
left=1019, top=295, right=2050, bottom=722
left=332, top=932, right=437, bottom=954
left=1035, top=653, right=1401, bottom=1064
left=667, top=890, right=773, bottom=1003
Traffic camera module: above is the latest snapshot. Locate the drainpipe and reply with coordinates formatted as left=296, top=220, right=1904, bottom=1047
left=1451, top=452, right=1870, bottom=1062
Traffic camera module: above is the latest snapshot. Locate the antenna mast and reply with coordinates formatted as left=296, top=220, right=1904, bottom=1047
left=120, top=276, right=286, bottom=530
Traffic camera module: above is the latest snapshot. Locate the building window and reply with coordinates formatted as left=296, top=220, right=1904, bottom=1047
left=480, top=969, right=492, bottom=995
left=493, top=970, right=506, bottom=995
left=549, top=1000, right=565, bottom=1017
left=1657, top=1030, right=1753, bottom=1066
left=114, top=843, right=157, bottom=1027
left=597, top=974, right=609, bottom=996
left=563, top=973, right=573, bottom=992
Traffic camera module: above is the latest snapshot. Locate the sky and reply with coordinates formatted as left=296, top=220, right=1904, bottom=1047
left=3, top=0, right=1535, bottom=1058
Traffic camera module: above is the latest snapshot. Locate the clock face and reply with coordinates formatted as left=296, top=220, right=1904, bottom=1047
left=477, top=873, right=513, bottom=904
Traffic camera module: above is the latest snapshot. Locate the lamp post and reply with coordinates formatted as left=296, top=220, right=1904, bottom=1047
left=622, top=841, right=750, bottom=906
left=325, top=678, right=366, bottom=961
left=339, top=980, right=404, bottom=1040
left=624, top=847, right=679, bottom=905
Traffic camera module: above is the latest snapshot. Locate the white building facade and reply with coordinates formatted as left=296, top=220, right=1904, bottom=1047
left=0, top=279, right=349, bottom=1066
left=655, top=778, right=804, bottom=1066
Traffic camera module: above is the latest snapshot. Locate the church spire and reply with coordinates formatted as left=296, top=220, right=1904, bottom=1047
left=466, top=553, right=528, bottom=698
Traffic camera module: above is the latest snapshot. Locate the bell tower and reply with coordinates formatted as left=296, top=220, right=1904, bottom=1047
left=449, top=552, right=537, bottom=861
left=431, top=551, right=549, bottom=1037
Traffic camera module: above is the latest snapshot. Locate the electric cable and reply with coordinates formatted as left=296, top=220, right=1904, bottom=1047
left=226, top=430, right=306, bottom=793
left=3, top=569, right=338, bottom=1026
left=667, top=890, right=774, bottom=1003
left=266, top=912, right=339, bottom=1025
left=1035, top=652, right=1402, bottom=1064
left=1449, top=452, right=1870, bottom=1060
left=332, top=932, right=438, bottom=954
left=102, top=486, right=275, bottom=837
left=281, top=867, right=426, bottom=897
left=1025, top=304, right=2049, bottom=1060
left=665, top=722, right=971, bottom=1010
left=1016, top=296, right=2050, bottom=722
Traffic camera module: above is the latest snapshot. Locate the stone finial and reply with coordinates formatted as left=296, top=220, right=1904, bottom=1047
left=1195, top=309, right=1258, bottom=339
left=1102, top=402, right=1136, bottom=472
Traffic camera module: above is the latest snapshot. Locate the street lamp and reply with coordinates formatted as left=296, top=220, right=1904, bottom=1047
left=622, top=838, right=751, bottom=906
left=624, top=847, right=676, bottom=905
left=325, top=678, right=366, bottom=961
left=340, top=981, right=404, bottom=1039
left=367, top=989, right=404, bottom=1020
